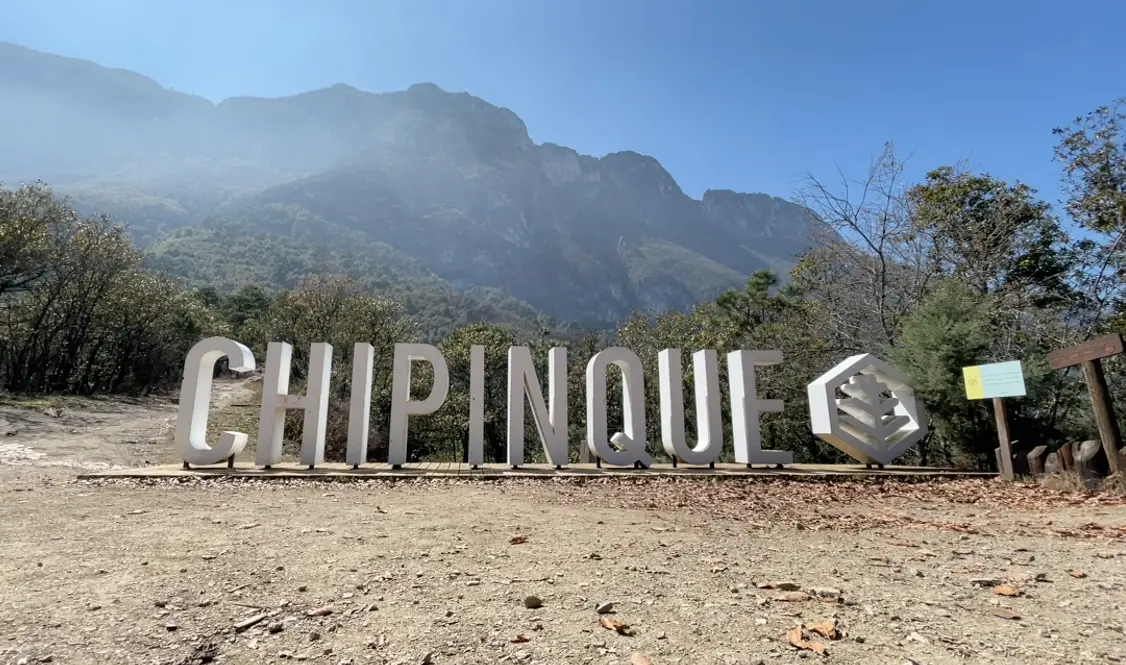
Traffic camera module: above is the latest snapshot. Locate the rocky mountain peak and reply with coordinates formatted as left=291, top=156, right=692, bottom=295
left=1, top=42, right=826, bottom=324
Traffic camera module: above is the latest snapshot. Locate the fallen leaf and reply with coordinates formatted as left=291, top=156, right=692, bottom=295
left=630, top=654, right=654, bottom=665
left=806, top=619, right=840, bottom=640
left=777, top=591, right=811, bottom=602
left=600, top=616, right=633, bottom=636
left=509, top=535, right=527, bottom=545
left=994, top=584, right=1021, bottom=597
left=1068, top=570, right=1088, bottom=579
left=511, top=635, right=530, bottom=643
left=787, top=626, right=827, bottom=654
left=989, top=608, right=1021, bottom=621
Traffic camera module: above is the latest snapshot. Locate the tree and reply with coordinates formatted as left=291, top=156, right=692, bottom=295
left=0, top=182, right=77, bottom=298
left=1054, top=98, right=1126, bottom=334
left=254, top=275, right=415, bottom=460
left=793, top=144, right=934, bottom=351
left=891, top=280, right=994, bottom=466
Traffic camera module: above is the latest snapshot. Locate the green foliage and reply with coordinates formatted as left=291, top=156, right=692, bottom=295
left=890, top=280, right=994, bottom=465
left=0, top=183, right=227, bottom=394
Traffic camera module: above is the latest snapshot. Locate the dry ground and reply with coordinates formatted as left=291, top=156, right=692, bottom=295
left=1, top=381, right=1125, bottom=665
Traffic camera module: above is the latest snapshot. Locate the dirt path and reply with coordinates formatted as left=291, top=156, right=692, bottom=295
left=1, top=385, right=1125, bottom=665
left=0, top=379, right=258, bottom=471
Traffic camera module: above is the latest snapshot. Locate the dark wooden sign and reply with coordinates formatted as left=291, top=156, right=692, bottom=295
left=1046, top=333, right=1123, bottom=474
left=1047, top=334, right=1124, bottom=370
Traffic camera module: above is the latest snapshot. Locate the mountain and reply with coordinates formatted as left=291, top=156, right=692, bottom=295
left=0, top=41, right=825, bottom=325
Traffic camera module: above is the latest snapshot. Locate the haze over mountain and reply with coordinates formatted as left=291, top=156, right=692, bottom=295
left=0, top=41, right=824, bottom=325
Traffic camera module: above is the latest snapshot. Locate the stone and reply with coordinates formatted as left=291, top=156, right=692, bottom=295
left=524, top=595, right=543, bottom=609
left=595, top=602, right=614, bottom=614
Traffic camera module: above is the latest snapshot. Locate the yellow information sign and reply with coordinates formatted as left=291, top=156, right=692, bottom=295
left=962, top=360, right=1026, bottom=400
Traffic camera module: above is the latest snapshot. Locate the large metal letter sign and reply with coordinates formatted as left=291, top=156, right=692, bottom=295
left=658, top=349, right=723, bottom=466
left=388, top=343, right=450, bottom=467
left=586, top=347, right=652, bottom=468
left=807, top=354, right=928, bottom=466
left=256, top=342, right=333, bottom=469
left=175, top=337, right=256, bottom=467
left=507, top=346, right=569, bottom=468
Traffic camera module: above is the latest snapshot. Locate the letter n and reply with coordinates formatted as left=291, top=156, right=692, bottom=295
left=506, top=346, right=568, bottom=468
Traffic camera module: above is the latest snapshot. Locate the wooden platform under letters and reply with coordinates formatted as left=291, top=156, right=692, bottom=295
left=79, top=462, right=991, bottom=481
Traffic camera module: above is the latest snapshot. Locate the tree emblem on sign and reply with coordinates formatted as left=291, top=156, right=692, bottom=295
left=837, top=374, right=911, bottom=445
left=807, top=354, right=929, bottom=465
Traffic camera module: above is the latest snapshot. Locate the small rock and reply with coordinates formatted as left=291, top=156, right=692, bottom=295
left=809, top=587, right=842, bottom=599
left=307, top=606, right=333, bottom=617
left=421, top=653, right=434, bottom=665
left=268, top=622, right=284, bottom=634
left=595, top=602, right=614, bottom=614
left=524, top=595, right=543, bottom=609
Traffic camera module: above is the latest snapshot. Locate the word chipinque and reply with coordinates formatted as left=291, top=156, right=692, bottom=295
left=175, top=337, right=928, bottom=470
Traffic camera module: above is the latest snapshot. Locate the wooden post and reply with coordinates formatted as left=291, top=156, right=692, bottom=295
left=1026, top=445, right=1048, bottom=476
left=1047, top=334, right=1124, bottom=475
left=992, top=397, right=1014, bottom=481
left=1081, top=359, right=1122, bottom=475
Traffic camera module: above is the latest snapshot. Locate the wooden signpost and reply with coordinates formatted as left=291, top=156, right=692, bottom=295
left=1046, top=333, right=1124, bottom=476
left=963, top=360, right=1028, bottom=480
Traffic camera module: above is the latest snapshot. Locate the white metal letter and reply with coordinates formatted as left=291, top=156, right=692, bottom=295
left=388, top=343, right=450, bottom=466
left=346, top=343, right=375, bottom=468
left=585, top=347, right=651, bottom=468
left=658, top=349, right=723, bottom=466
left=506, top=346, right=569, bottom=467
left=175, top=337, right=256, bottom=466
left=255, top=342, right=333, bottom=468
left=728, top=350, right=792, bottom=466
left=467, top=344, right=485, bottom=467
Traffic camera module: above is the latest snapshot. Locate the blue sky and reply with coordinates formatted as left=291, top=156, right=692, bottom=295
left=4, top=0, right=1124, bottom=220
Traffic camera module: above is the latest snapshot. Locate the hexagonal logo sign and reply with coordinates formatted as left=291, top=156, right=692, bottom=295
left=807, top=354, right=929, bottom=465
